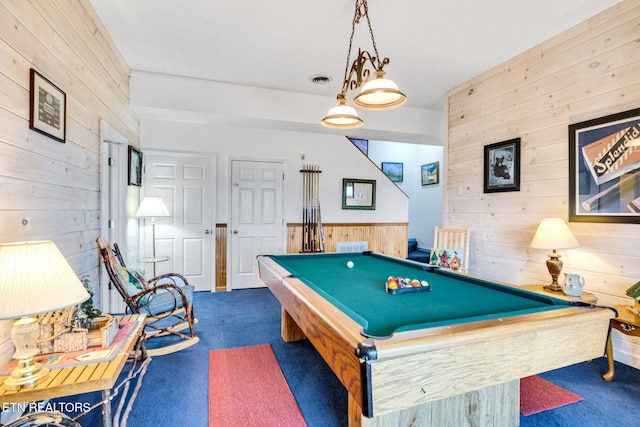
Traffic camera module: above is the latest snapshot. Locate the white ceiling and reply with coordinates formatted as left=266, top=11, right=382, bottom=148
left=89, top=0, right=620, bottom=114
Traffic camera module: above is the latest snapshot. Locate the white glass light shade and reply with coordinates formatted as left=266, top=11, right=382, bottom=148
left=530, top=218, right=580, bottom=249
left=135, top=196, right=170, bottom=218
left=353, top=70, right=407, bottom=110
left=0, top=240, right=90, bottom=320
left=321, top=98, right=364, bottom=129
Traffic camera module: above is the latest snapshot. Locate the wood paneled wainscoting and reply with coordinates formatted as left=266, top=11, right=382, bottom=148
left=215, top=224, right=227, bottom=292
left=215, top=223, right=408, bottom=291
left=286, top=222, right=408, bottom=257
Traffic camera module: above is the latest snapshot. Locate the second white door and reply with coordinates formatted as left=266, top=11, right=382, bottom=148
left=230, top=160, right=284, bottom=289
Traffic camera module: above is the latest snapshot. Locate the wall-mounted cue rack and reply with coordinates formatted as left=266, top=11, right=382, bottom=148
left=300, top=164, right=324, bottom=253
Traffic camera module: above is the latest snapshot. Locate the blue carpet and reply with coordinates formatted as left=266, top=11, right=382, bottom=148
left=54, top=289, right=640, bottom=426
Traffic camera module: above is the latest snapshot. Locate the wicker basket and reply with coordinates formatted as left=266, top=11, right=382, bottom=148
left=87, top=313, right=119, bottom=348
left=37, top=307, right=87, bottom=354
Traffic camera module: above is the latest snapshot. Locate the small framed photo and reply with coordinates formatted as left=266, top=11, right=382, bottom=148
left=381, top=162, right=403, bottom=182
left=342, top=178, right=376, bottom=210
left=349, top=138, right=369, bottom=155
left=29, top=68, right=66, bottom=142
left=569, top=108, right=640, bottom=223
left=483, top=138, right=521, bottom=193
left=421, top=162, right=439, bottom=186
left=128, top=145, right=142, bottom=186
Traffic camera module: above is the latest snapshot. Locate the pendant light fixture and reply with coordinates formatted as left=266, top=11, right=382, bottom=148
left=321, top=0, right=406, bottom=129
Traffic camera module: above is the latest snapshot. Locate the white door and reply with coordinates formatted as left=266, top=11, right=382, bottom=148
left=99, top=121, right=128, bottom=314
left=143, top=153, right=215, bottom=292
left=230, top=160, right=284, bottom=289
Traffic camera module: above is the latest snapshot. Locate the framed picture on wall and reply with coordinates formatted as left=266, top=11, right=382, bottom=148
left=29, top=68, right=66, bottom=143
left=483, top=138, right=521, bottom=193
left=349, top=137, right=369, bottom=156
left=381, top=162, right=403, bottom=182
left=569, top=108, right=640, bottom=223
left=421, top=162, right=439, bottom=186
left=128, top=145, right=142, bottom=186
left=342, top=178, right=376, bottom=210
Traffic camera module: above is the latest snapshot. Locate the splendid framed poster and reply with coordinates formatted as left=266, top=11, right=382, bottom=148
left=569, top=108, right=640, bottom=223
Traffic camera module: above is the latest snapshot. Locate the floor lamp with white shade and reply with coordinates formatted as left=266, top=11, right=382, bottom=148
left=135, top=196, right=171, bottom=276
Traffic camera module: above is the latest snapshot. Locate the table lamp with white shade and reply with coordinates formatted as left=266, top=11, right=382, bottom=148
left=0, top=240, right=90, bottom=390
left=530, top=218, right=580, bottom=292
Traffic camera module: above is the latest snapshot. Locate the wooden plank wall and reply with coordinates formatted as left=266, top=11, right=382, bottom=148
left=0, top=0, right=139, bottom=364
left=445, top=0, right=640, bottom=366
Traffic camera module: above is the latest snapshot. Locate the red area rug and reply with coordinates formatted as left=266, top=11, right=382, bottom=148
left=520, top=375, right=583, bottom=416
left=208, top=344, right=307, bottom=427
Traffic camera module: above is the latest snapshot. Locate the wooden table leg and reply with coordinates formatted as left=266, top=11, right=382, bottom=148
left=602, top=331, right=614, bottom=381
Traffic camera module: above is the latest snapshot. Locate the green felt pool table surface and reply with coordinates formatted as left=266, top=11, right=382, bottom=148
left=268, top=251, right=571, bottom=337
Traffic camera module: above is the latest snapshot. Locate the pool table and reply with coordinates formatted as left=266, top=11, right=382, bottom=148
left=257, top=251, right=614, bottom=427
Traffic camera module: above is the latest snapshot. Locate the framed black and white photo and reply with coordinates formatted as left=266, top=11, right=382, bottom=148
left=128, top=146, right=142, bottom=186
left=569, top=108, right=640, bottom=223
left=483, top=138, right=520, bottom=193
left=29, top=68, right=66, bottom=142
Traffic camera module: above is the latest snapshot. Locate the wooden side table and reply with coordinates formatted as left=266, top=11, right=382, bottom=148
left=522, top=284, right=598, bottom=304
left=602, top=304, right=640, bottom=381
left=0, top=314, right=148, bottom=427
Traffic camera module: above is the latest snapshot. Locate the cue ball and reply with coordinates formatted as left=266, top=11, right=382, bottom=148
left=347, top=261, right=354, bottom=268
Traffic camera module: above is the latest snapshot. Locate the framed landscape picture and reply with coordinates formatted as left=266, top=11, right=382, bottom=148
left=381, top=162, right=403, bottom=182
left=483, top=138, right=520, bottom=193
left=421, top=162, right=439, bottom=186
left=568, top=108, right=640, bottom=223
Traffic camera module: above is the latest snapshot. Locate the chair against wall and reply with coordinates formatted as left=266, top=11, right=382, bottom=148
left=433, top=226, right=470, bottom=273
left=96, top=237, right=199, bottom=356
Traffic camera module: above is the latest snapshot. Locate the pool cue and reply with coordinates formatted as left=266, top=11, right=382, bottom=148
left=301, top=165, right=307, bottom=252
left=311, top=165, right=318, bottom=251
left=317, top=200, right=325, bottom=252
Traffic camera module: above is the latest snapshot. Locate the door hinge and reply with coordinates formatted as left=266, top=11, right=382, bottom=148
left=108, top=157, right=115, bottom=166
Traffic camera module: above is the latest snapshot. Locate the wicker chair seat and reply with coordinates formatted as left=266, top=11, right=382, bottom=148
left=139, top=285, right=195, bottom=316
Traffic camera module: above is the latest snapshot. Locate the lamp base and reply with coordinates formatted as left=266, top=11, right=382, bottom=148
left=2, top=357, right=49, bottom=390
left=543, top=250, right=564, bottom=293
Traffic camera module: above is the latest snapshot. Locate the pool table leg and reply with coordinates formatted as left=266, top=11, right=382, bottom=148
left=602, top=332, right=615, bottom=381
left=281, top=308, right=307, bottom=342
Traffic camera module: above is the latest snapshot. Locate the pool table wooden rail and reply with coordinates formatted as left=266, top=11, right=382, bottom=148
left=257, top=255, right=614, bottom=426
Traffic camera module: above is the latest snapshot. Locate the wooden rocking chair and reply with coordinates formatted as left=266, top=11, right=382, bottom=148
left=97, top=237, right=199, bottom=356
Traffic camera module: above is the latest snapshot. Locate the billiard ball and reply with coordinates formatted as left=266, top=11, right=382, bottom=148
left=346, top=261, right=354, bottom=268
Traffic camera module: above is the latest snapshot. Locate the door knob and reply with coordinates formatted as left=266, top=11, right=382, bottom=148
left=232, top=230, right=238, bottom=234
left=205, top=229, right=211, bottom=234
